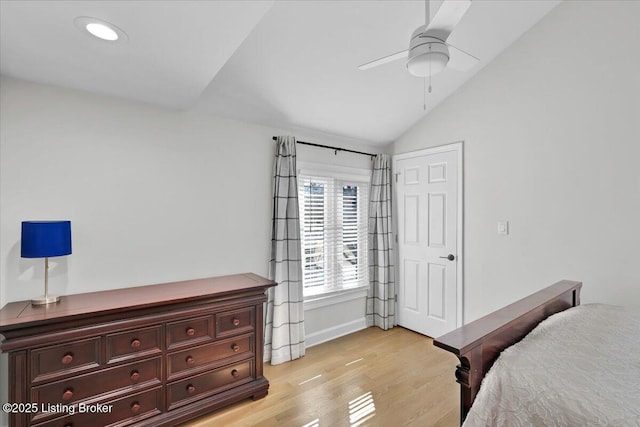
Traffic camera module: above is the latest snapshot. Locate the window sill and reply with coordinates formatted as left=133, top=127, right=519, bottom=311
left=303, top=286, right=369, bottom=311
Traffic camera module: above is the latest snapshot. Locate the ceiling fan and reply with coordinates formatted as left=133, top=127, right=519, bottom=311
left=358, top=0, right=479, bottom=83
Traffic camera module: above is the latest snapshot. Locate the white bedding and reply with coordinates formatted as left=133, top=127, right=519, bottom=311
left=463, top=304, right=640, bottom=427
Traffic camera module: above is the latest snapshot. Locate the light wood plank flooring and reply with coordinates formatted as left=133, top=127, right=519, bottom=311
left=183, top=326, right=460, bottom=427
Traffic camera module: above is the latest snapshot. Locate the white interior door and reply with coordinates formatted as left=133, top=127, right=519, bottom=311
left=394, top=144, right=462, bottom=338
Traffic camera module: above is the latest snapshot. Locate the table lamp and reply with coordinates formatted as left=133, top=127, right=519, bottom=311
left=21, top=220, right=72, bottom=305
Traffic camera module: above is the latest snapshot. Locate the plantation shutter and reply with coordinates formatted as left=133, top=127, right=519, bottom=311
left=298, top=174, right=368, bottom=295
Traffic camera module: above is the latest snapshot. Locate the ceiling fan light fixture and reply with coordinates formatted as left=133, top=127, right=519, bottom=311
left=407, top=32, right=450, bottom=78
left=407, top=49, right=449, bottom=77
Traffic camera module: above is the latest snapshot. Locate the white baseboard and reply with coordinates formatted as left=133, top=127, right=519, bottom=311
left=305, top=317, right=368, bottom=348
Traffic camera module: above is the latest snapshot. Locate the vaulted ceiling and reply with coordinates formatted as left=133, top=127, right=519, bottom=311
left=0, top=1, right=560, bottom=146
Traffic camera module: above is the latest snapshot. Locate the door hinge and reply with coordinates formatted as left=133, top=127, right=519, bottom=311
left=395, top=234, right=398, bottom=243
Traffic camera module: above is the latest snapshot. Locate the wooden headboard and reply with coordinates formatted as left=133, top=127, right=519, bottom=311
left=433, top=280, right=582, bottom=425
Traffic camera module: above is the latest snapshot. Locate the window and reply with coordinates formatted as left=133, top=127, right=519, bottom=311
left=298, top=165, right=369, bottom=297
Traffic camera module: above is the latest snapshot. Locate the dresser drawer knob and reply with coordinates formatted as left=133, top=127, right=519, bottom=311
left=62, top=388, right=74, bottom=401
left=130, top=370, right=140, bottom=382
left=187, top=384, right=196, bottom=394
left=232, top=318, right=240, bottom=327
left=231, top=343, right=240, bottom=352
left=186, top=356, right=195, bottom=366
left=231, top=369, right=239, bottom=378
left=186, top=327, right=196, bottom=336
left=131, top=339, right=141, bottom=348
left=130, top=402, right=141, bottom=414
left=61, top=353, right=74, bottom=365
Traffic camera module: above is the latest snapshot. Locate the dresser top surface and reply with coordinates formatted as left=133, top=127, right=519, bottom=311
left=0, top=273, right=276, bottom=332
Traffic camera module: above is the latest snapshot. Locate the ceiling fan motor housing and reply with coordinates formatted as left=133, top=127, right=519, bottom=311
left=407, top=25, right=450, bottom=77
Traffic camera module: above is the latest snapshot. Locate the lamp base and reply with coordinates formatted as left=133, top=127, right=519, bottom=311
left=31, top=295, right=60, bottom=305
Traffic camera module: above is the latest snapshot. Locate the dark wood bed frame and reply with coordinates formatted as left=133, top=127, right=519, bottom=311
left=433, top=280, right=582, bottom=425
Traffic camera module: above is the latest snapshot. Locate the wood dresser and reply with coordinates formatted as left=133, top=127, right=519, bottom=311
left=0, top=273, right=276, bottom=427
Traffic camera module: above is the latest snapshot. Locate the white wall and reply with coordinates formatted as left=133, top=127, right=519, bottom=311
left=393, top=0, right=640, bottom=322
left=0, top=76, right=377, bottom=305
left=1, top=76, right=282, bottom=306
left=0, top=77, right=380, bottom=424
left=304, top=289, right=369, bottom=347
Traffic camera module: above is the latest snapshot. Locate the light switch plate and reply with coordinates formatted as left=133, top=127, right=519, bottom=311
left=497, top=220, right=509, bottom=235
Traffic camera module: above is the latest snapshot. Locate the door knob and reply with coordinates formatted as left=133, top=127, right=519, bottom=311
left=439, top=254, right=455, bottom=261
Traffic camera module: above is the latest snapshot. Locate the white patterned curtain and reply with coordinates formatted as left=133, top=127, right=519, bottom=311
left=367, top=154, right=396, bottom=330
left=264, top=136, right=305, bottom=365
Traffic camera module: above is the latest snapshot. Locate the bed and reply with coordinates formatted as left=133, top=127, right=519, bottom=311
left=433, top=280, right=640, bottom=426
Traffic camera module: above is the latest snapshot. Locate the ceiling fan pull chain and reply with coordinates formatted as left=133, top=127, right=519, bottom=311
left=428, top=45, right=433, bottom=93
left=423, top=77, right=427, bottom=110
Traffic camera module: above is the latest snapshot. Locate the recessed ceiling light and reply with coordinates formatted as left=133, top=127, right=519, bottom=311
left=86, top=23, right=118, bottom=41
left=74, top=17, right=128, bottom=43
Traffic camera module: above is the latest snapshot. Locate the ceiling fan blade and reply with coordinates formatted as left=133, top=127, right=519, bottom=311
left=358, top=49, right=408, bottom=71
left=446, top=43, right=479, bottom=71
left=424, top=0, right=471, bottom=41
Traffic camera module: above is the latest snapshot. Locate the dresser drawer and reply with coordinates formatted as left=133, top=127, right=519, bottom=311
left=35, top=387, right=162, bottom=427
left=167, top=334, right=253, bottom=380
left=167, top=360, right=254, bottom=410
left=31, top=337, right=101, bottom=383
left=106, top=325, right=162, bottom=364
left=31, top=357, right=162, bottom=423
left=215, top=308, right=254, bottom=338
left=166, top=315, right=213, bottom=349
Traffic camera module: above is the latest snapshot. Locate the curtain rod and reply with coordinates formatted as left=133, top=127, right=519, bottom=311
left=272, top=136, right=376, bottom=158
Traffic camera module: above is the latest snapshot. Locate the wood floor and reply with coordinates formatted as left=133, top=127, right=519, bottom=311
left=183, top=327, right=460, bottom=427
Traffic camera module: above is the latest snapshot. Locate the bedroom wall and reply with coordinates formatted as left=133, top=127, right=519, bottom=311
left=392, top=0, right=640, bottom=322
left=0, top=76, right=379, bottom=422
left=2, top=75, right=268, bottom=302
left=0, top=76, right=376, bottom=299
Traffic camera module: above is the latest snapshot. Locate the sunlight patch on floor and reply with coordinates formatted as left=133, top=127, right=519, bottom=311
left=301, top=418, right=320, bottom=427
left=345, top=358, right=364, bottom=366
left=348, top=391, right=376, bottom=427
left=298, top=374, right=322, bottom=386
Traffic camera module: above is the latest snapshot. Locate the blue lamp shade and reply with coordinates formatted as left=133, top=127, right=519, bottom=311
left=21, top=221, right=72, bottom=258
